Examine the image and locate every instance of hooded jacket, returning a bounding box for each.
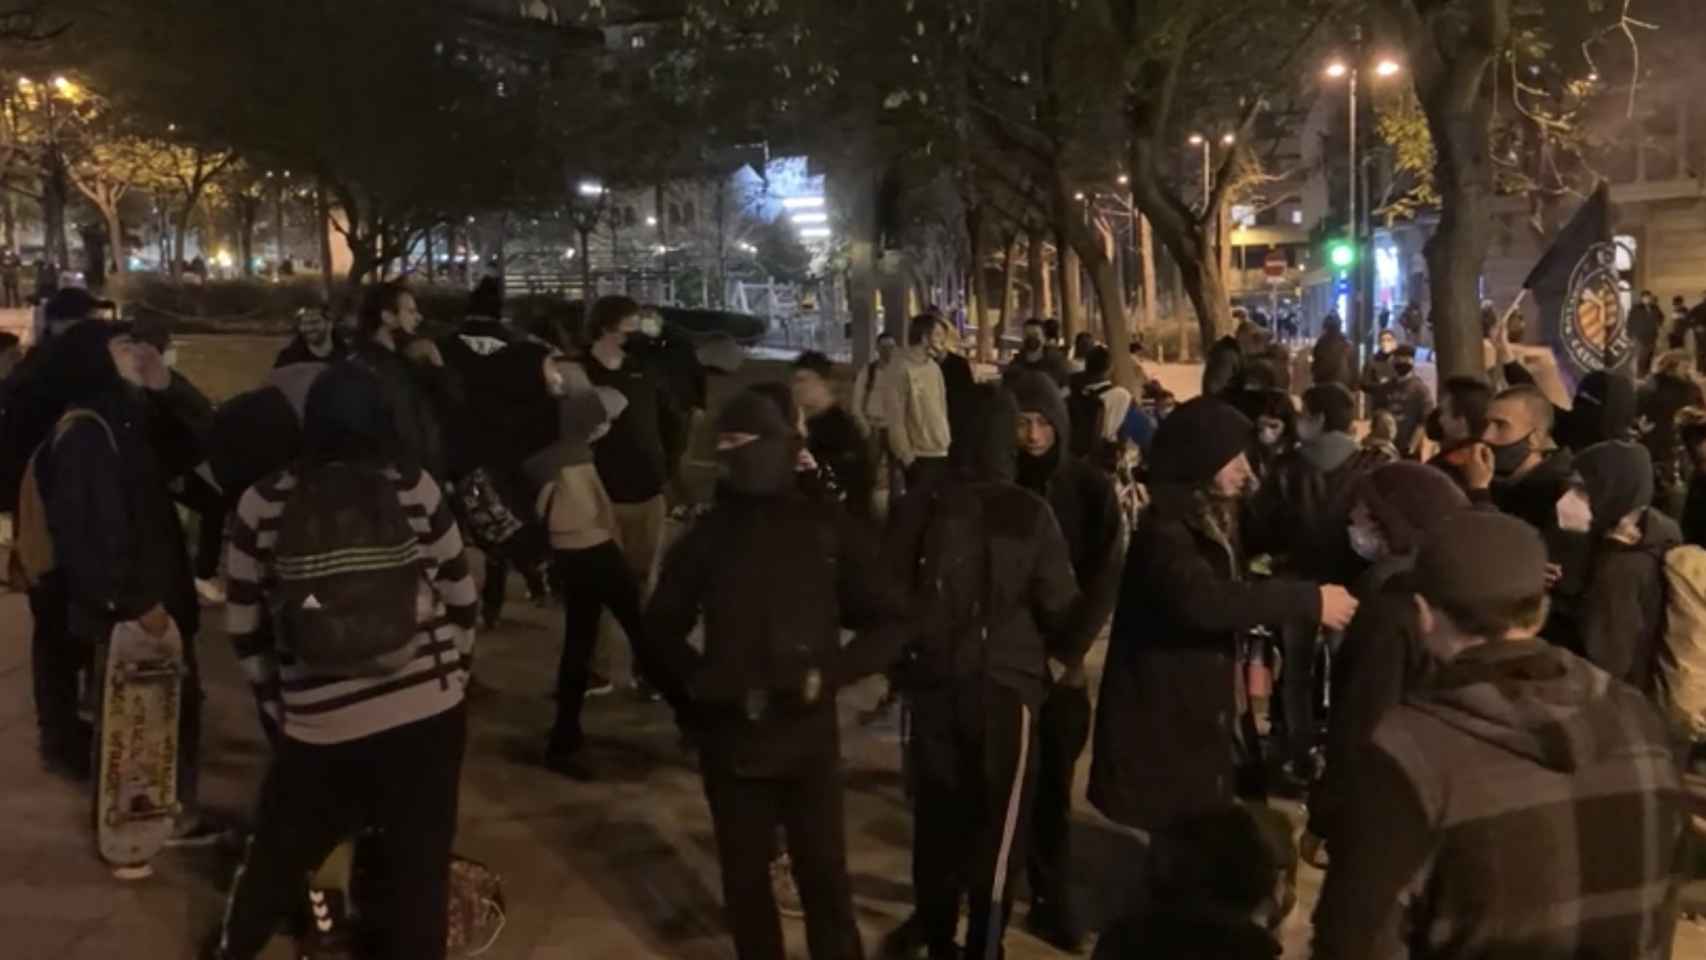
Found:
[1009,371,1125,683]
[884,384,1084,707]
[1314,640,1685,959]
[351,338,455,482]
[1580,508,1681,693]
[1310,328,1354,388]
[643,391,910,777]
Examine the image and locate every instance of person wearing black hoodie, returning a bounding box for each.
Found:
[1007,371,1124,952]
[1566,440,1680,695]
[1636,350,1703,517]
[879,384,1086,960]
[642,387,910,960]
[1088,398,1358,835]
[39,320,211,843]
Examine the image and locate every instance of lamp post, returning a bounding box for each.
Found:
[1324,47,1401,355]
[570,179,608,301]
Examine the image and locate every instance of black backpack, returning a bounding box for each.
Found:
[271,463,424,677]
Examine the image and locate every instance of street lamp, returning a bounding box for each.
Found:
[1323,47,1402,351]
[569,179,608,298]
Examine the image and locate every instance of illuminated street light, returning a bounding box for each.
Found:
[1375,59,1401,78]
[646,215,657,226]
[1323,46,1403,351]
[16,77,31,91]
[1221,133,1236,146]
[577,180,604,197]
[1116,174,1129,186]
[53,76,73,94]
[1324,62,1349,79]
[792,211,828,224]
[1073,191,1086,202]
[782,196,826,210]
[1187,133,1204,146]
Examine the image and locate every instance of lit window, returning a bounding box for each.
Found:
[1291,209,1303,225]
[630,34,647,49]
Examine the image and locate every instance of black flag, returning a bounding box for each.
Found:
[1524,182,1625,389]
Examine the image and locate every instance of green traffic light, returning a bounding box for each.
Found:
[1328,241,1355,269]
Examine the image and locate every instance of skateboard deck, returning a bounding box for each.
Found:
[95,619,184,874]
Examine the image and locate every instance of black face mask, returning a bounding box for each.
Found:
[1490,432,1534,477]
[623,332,650,353]
[1023,336,1043,353]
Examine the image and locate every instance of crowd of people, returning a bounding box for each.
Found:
[4,281,1705,960]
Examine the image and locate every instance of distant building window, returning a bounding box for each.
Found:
[630,33,647,49]
[1291,209,1304,225]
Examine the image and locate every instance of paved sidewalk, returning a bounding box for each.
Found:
[3,589,1701,958]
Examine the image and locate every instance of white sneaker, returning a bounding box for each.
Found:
[770,854,804,918]
[195,578,227,607]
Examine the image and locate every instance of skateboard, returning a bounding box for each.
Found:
[94,618,184,878]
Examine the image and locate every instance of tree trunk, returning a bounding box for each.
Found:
[968,208,993,362]
[1060,238,1084,342]
[104,205,125,275]
[1139,213,1158,332]
[316,180,334,299]
[998,231,1020,357]
[173,209,190,277]
[42,151,69,268]
[1026,230,1049,319]
[239,200,256,278]
[2,189,16,254]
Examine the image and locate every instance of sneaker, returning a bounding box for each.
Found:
[195,577,227,607]
[584,673,615,698]
[165,812,233,848]
[770,854,804,918]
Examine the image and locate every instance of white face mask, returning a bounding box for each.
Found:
[1257,425,1283,448]
[1297,417,1323,442]
[1348,523,1386,562]
[1556,489,1593,533]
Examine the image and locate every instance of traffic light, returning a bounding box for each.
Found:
[1327,238,1356,269]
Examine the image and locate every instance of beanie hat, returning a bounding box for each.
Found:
[1007,369,1069,443]
[715,385,792,438]
[467,276,504,320]
[1573,439,1653,533]
[1349,462,1471,555]
[1413,511,1549,612]
[1148,397,1252,485]
[303,362,393,464]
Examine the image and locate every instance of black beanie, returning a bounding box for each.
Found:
[1574,439,1653,532]
[1148,397,1252,485]
[467,276,504,320]
[1349,462,1471,555]
[1007,369,1069,442]
[1413,511,1549,612]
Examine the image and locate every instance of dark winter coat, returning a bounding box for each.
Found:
[1636,371,1702,512]
[42,385,199,641]
[1088,483,1321,832]
[1684,472,1706,547]
[1007,346,1072,390]
[643,494,910,776]
[884,384,1085,708]
[1311,330,1355,388]
[1306,556,1431,843]
[1580,507,1681,695]
[584,353,673,504]
[1313,640,1685,959]
[1490,445,1575,537]
[273,333,348,368]
[1628,302,1664,345]
[806,405,873,520]
[351,340,455,482]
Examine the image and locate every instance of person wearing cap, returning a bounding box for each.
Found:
[274,302,348,368]
[1562,440,1680,694]
[642,385,910,960]
[1313,510,1685,959]
[1007,370,1124,952]
[1303,462,1471,858]
[1089,397,1358,835]
[878,383,1085,960]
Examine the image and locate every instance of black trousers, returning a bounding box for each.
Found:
[549,541,645,752]
[29,571,82,748]
[218,704,466,960]
[702,756,862,960]
[1026,683,1091,923]
[480,523,548,625]
[910,680,1039,960]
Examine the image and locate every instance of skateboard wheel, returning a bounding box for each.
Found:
[111,863,153,881]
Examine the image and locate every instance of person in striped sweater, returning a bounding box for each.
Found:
[208,363,478,960]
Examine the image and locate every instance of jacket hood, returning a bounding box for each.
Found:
[1412,640,1624,773]
[1298,430,1359,474]
[1574,439,1653,535]
[1637,506,1683,551]
[951,384,1018,484]
[1009,370,1068,488]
